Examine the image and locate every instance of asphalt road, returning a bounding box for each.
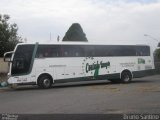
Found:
[0,75,160,114]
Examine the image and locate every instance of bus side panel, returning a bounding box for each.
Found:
[133,69,155,78]
[33,55,154,83]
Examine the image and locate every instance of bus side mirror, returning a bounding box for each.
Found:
[4,51,13,62]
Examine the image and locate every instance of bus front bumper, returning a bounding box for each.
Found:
[7,77,36,86]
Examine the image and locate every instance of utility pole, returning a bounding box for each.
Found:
[57,35,60,42]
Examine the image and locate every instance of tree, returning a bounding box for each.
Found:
[0,14,22,57]
[154,48,160,74]
[155,48,160,61]
[62,23,88,42]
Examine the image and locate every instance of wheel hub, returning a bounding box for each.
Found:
[43,79,50,87]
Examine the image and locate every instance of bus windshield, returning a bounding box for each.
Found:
[11,45,35,75]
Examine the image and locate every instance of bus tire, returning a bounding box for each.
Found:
[121,71,132,83]
[38,75,52,89]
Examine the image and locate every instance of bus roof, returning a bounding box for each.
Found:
[17,42,150,47]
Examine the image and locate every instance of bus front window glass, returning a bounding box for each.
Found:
[11,45,35,75]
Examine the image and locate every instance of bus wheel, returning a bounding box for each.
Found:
[38,75,52,89]
[121,71,132,83]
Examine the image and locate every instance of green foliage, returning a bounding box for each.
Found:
[155,48,160,61]
[62,23,88,42]
[0,14,21,57]
[154,48,160,74]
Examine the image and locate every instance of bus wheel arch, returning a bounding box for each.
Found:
[37,73,54,89]
[120,69,133,83]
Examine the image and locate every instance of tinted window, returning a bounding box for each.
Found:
[35,45,150,58]
[11,45,35,75]
[36,45,85,58]
[84,45,137,57]
[135,46,150,56]
[113,46,136,56]
[93,45,149,57]
[61,45,84,57]
[36,45,61,58]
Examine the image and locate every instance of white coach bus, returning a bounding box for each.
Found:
[4,42,155,88]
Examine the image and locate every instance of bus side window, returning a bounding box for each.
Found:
[49,46,58,57]
[85,45,95,57]
[52,52,58,57]
[36,46,44,58]
[61,45,72,57]
[75,52,79,57]
[74,45,85,57]
[64,51,68,57]
[135,46,150,56]
[39,53,44,58]
[44,52,49,57]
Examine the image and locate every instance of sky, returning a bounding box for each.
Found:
[0,0,160,48]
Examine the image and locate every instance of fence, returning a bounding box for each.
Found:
[0,58,9,73]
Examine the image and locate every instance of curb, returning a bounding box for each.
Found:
[0,86,10,90]
[0,85,10,91]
